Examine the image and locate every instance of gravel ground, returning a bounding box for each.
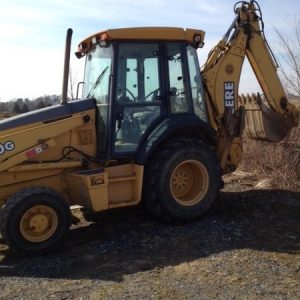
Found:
[0,173,299,299]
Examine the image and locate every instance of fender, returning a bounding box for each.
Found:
[135,114,217,165]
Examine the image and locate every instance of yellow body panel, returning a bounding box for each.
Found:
[65,164,144,211]
[107,164,143,208]
[0,108,97,205]
[66,169,109,210]
[0,108,96,167]
[0,114,85,163]
[0,162,144,212]
[0,139,57,172]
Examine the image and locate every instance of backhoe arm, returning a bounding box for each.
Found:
[201,0,298,172]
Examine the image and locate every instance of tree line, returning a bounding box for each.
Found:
[0,95,60,116]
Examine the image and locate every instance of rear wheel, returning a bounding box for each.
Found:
[143,138,222,221]
[0,187,71,256]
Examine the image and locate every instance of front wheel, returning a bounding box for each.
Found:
[0,187,71,256]
[143,139,222,221]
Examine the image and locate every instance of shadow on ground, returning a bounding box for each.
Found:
[0,189,299,281]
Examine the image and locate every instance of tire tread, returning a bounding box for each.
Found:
[142,138,222,222]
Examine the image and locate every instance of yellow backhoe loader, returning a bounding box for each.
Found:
[0,0,298,255]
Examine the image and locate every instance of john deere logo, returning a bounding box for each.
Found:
[224,82,234,113]
[0,141,15,156]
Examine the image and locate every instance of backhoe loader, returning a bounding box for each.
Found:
[0,0,298,255]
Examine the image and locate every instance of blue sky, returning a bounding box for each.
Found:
[0,0,299,101]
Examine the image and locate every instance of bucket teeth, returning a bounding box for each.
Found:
[238,93,293,142]
[238,93,266,139]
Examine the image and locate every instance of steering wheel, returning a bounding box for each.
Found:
[145,89,160,101]
[126,88,136,101]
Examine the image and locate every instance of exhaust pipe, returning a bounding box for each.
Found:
[61,28,73,105]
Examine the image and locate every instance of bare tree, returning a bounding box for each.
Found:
[13,102,22,114]
[275,16,300,96]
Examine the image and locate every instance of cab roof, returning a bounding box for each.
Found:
[77,27,205,56]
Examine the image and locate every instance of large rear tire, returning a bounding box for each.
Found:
[0,187,71,256]
[142,138,222,222]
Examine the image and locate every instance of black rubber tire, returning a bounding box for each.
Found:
[0,187,71,256]
[142,138,222,222]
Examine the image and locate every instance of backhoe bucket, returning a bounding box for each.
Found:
[238,94,293,142]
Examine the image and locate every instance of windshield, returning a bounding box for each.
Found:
[84,44,113,152]
[83,44,113,103]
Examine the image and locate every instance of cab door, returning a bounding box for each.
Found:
[113,42,163,155]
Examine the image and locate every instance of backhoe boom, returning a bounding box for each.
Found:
[201,0,298,171]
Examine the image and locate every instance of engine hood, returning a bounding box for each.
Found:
[0,99,95,132]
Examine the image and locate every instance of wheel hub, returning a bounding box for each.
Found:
[172,167,193,195]
[170,160,209,206]
[28,214,49,234]
[20,205,58,243]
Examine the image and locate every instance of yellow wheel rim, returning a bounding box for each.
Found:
[20,205,58,243]
[170,160,209,206]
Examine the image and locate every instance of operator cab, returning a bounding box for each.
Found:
[77,27,208,158]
